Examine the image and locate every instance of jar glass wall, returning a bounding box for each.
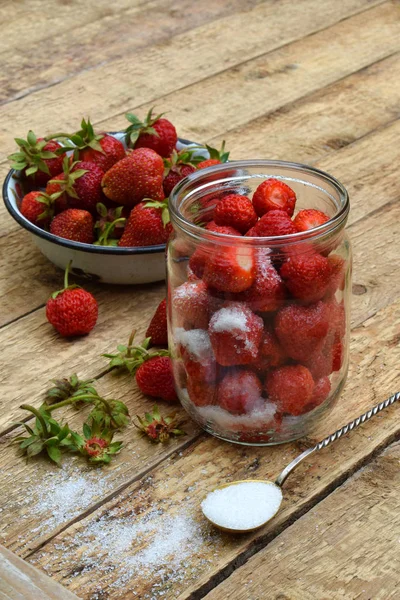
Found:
[168,161,351,445]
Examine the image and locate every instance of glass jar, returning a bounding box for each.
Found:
[167,160,351,445]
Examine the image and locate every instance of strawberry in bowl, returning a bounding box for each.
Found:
[2,112,220,284]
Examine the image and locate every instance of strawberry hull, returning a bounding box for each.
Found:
[168,160,351,445]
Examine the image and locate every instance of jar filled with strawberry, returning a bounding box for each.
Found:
[167,160,351,445]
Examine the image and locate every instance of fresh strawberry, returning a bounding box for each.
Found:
[204,221,241,235]
[162,148,199,196]
[8,131,66,186]
[125,108,177,157]
[47,158,104,213]
[68,119,126,171]
[274,302,329,362]
[196,142,229,170]
[293,209,329,232]
[172,281,211,329]
[213,194,258,234]
[46,262,98,337]
[163,163,195,196]
[203,246,255,293]
[253,210,297,237]
[218,370,262,415]
[252,179,296,217]
[146,299,168,346]
[209,303,264,366]
[280,252,332,303]
[175,328,216,383]
[234,251,285,312]
[251,327,286,375]
[136,356,177,402]
[187,378,217,407]
[265,365,314,416]
[50,208,95,243]
[118,202,169,247]
[20,191,60,228]
[102,148,164,206]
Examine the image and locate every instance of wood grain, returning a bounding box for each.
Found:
[0,0,385,161]
[0,543,80,600]
[25,298,400,598]
[203,441,400,600]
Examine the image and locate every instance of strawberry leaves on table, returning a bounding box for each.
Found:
[134,405,186,443]
[62,423,123,465]
[102,330,169,374]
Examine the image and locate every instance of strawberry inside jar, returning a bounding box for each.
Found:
[167,160,351,445]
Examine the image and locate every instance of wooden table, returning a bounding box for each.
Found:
[1,1,399,598]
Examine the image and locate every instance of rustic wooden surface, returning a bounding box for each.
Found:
[0,0,399,598]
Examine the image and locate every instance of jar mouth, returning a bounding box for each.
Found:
[169,159,349,246]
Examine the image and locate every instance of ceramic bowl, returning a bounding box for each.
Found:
[2,134,203,284]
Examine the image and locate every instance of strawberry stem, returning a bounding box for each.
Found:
[20,404,49,437]
[64,260,72,290]
[47,393,101,412]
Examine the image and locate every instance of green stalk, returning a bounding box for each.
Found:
[64,260,73,289]
[20,404,49,437]
[47,393,101,412]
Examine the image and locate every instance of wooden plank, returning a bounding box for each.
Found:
[25,298,400,598]
[0,373,199,555]
[0,0,385,162]
[203,441,400,600]
[0,543,80,600]
[0,0,261,104]
[0,126,399,433]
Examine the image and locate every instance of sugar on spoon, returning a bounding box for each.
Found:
[201,391,400,533]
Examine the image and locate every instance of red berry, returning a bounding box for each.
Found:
[280,252,332,303]
[187,378,217,407]
[293,209,329,232]
[118,203,168,247]
[50,209,95,243]
[274,302,329,362]
[325,254,346,296]
[30,139,65,187]
[163,164,196,197]
[135,356,177,402]
[176,328,216,384]
[46,288,98,337]
[309,376,331,409]
[146,299,168,346]
[265,365,314,416]
[205,221,241,236]
[172,280,211,329]
[203,246,255,293]
[218,370,262,415]
[214,194,258,234]
[209,303,264,366]
[252,179,296,217]
[197,158,221,170]
[79,134,126,172]
[69,161,105,212]
[135,118,177,158]
[188,223,241,279]
[234,251,285,312]
[253,210,297,237]
[20,191,54,227]
[251,327,286,375]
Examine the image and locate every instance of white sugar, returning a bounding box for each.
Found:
[210,306,249,333]
[201,481,282,530]
[198,402,276,431]
[175,328,212,360]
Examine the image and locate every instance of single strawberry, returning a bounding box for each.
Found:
[218,369,262,415]
[204,221,242,235]
[175,328,216,384]
[253,210,297,237]
[187,378,217,407]
[118,202,169,247]
[265,365,314,416]
[162,148,200,196]
[94,203,128,246]
[234,251,286,312]
[274,302,329,362]
[251,327,287,375]
[172,280,212,329]
[146,298,168,346]
[65,118,126,171]
[163,163,196,197]
[213,194,258,234]
[136,356,177,402]
[252,179,296,217]
[280,252,332,303]
[20,191,61,228]
[203,246,255,293]
[47,158,104,213]
[209,303,264,366]
[50,208,95,243]
[8,131,66,186]
[102,148,164,206]
[196,141,229,170]
[125,108,177,157]
[293,209,329,232]
[188,223,241,279]
[46,261,98,337]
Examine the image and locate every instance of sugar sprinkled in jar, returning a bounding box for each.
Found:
[201,481,282,531]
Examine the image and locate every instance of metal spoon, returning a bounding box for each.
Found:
[202,391,400,533]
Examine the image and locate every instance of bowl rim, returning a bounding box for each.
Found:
[2,135,195,255]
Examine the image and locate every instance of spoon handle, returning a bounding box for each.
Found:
[275,391,400,487]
